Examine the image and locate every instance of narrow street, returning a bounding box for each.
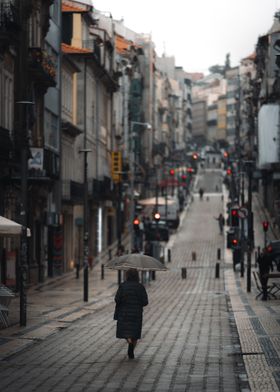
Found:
[0,169,249,392]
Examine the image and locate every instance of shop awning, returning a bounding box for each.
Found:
[0,216,31,237]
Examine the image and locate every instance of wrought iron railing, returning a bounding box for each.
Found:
[28,47,56,80]
[0,1,18,32]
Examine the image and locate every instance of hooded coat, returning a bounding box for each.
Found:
[115,280,148,339]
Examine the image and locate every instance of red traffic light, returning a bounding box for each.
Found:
[169,168,175,176]
[154,212,161,221]
[226,168,232,175]
[262,221,269,232]
[192,153,198,160]
[133,218,140,225]
[232,238,239,247]
[230,208,239,227]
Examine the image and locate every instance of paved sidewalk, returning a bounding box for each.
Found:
[0,266,120,359]
[223,187,280,392]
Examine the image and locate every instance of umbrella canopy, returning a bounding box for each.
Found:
[0,216,31,237]
[105,253,168,271]
[138,197,174,206]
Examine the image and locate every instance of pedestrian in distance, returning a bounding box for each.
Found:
[199,187,204,200]
[114,268,148,359]
[214,213,225,234]
[257,247,274,300]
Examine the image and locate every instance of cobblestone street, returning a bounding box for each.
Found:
[0,172,279,391]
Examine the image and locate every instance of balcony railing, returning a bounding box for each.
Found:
[0,1,19,31]
[28,47,56,87]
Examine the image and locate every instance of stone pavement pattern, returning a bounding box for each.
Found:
[224,189,280,392]
[0,190,244,391]
[0,168,280,391]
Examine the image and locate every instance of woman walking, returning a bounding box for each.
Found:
[114,268,148,359]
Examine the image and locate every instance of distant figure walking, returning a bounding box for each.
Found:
[199,187,204,200]
[114,269,148,359]
[215,213,225,234]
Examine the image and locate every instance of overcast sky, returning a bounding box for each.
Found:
[91,0,280,74]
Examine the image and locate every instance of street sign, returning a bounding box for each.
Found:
[238,207,248,219]
[111,151,122,183]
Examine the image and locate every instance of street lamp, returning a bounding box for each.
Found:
[16,100,34,327]
[129,121,152,250]
[79,148,92,302]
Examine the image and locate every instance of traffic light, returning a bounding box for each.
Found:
[169,168,175,176]
[154,212,161,221]
[226,168,232,176]
[230,208,239,227]
[262,221,269,232]
[231,238,239,247]
[133,217,140,231]
[192,152,198,160]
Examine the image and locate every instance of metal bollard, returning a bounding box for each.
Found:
[168,249,171,263]
[181,267,187,279]
[192,251,196,261]
[217,248,221,260]
[101,264,104,280]
[215,262,220,278]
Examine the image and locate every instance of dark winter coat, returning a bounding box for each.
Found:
[114,280,148,340]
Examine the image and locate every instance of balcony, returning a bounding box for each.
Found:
[0,1,20,50]
[28,47,56,89]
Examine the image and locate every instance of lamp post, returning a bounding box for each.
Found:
[129,121,151,250]
[17,100,34,327]
[245,160,254,293]
[80,148,92,302]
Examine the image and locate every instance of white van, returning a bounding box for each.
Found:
[158,201,180,229]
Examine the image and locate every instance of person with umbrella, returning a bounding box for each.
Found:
[114,268,148,359]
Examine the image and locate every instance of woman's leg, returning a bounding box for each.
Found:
[127,339,134,359]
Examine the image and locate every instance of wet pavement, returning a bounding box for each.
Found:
[0,168,279,391]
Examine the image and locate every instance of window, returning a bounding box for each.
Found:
[45,109,59,151]
[28,9,41,47]
[0,63,14,131]
[50,0,60,24]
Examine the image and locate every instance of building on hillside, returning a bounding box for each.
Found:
[225,66,239,146]
[207,103,218,142]
[217,95,227,142]
[192,100,207,144]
